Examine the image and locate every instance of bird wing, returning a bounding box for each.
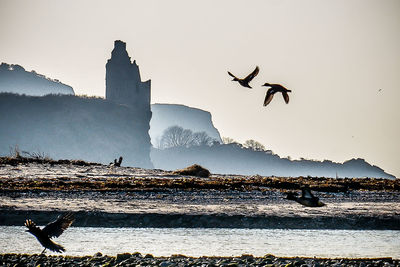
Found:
[227,71,238,79]
[244,66,259,82]
[25,219,42,236]
[42,212,74,238]
[263,89,275,106]
[301,188,315,199]
[282,91,290,104]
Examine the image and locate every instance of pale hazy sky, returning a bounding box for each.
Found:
[1,0,399,177]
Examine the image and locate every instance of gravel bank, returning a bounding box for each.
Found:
[1,253,398,267]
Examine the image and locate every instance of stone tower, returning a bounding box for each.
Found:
[106,40,151,121]
[105,40,153,168]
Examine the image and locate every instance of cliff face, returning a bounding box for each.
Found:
[0,63,74,96]
[0,93,153,168]
[150,104,222,146]
[105,40,153,167]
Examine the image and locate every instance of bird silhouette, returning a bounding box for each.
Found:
[109,156,123,167]
[228,66,259,88]
[286,187,325,207]
[25,212,74,253]
[262,83,292,106]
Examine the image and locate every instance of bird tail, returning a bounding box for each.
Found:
[227,71,239,81]
[48,240,66,253]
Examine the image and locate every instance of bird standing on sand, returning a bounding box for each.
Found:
[262,83,292,106]
[25,212,75,253]
[286,187,325,207]
[228,66,259,88]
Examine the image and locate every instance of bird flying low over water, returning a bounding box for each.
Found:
[228,66,259,88]
[286,187,325,207]
[25,212,75,253]
[262,83,292,106]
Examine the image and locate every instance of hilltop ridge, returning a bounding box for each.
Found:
[0,63,74,96]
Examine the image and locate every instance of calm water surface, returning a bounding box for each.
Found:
[0,227,399,258]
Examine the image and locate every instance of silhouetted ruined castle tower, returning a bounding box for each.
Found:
[106,40,151,122]
[105,40,153,168]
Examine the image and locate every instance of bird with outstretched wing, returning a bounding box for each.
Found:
[262,83,292,106]
[25,212,74,253]
[228,66,259,88]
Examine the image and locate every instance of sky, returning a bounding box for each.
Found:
[0,0,399,178]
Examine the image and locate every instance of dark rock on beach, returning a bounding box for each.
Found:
[172,164,211,178]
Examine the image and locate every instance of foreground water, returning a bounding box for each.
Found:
[0,227,399,258]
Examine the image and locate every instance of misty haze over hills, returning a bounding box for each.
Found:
[0,91,394,178]
[0,93,153,168]
[150,103,222,147]
[0,92,394,179]
[151,145,394,179]
[0,63,74,96]
[0,40,395,179]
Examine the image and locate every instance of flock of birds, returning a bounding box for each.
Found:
[24,187,324,254]
[228,66,292,106]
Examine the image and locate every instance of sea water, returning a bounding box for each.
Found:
[0,227,399,258]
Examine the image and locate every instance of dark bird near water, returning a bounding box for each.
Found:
[286,187,325,207]
[228,66,259,88]
[25,212,74,253]
[262,83,292,106]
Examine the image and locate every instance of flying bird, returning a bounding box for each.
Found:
[228,66,259,88]
[286,187,325,207]
[262,83,292,106]
[25,212,75,253]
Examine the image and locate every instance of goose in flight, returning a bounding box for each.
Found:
[286,187,325,207]
[228,66,259,88]
[25,212,75,253]
[262,83,292,106]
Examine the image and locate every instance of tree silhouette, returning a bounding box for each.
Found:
[222,137,235,144]
[160,126,195,149]
[243,139,265,151]
[159,126,216,149]
[192,131,215,146]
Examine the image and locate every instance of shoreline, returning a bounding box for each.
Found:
[0,253,398,266]
[0,159,399,193]
[1,160,399,230]
[2,209,399,230]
